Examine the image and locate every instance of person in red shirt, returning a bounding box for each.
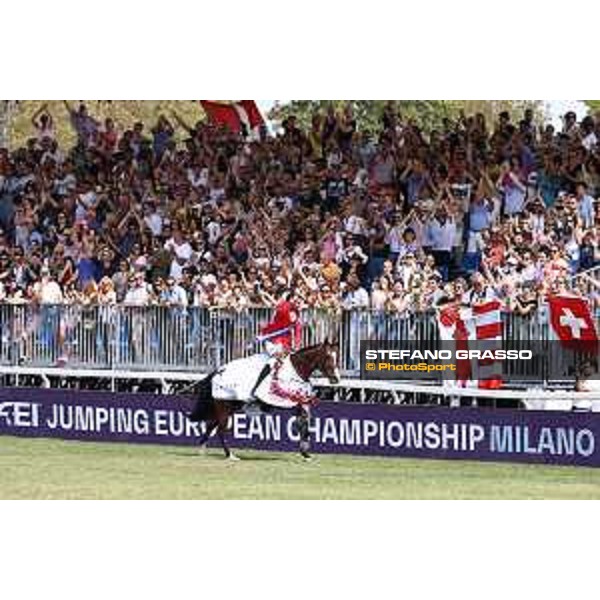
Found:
[259,297,302,353]
[251,293,302,399]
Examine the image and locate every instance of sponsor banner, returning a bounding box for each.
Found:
[1,388,599,467]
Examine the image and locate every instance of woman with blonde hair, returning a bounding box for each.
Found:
[98,277,117,363]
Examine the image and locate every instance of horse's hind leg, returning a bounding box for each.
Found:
[215,402,240,461]
[196,420,217,453]
[297,406,312,461]
[217,428,239,461]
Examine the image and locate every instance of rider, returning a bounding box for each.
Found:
[250,291,302,399]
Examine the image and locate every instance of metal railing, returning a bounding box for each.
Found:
[0,302,581,386]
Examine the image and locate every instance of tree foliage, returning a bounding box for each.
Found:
[268,100,458,132]
[2,100,550,149]
[269,100,547,133]
[583,100,600,113]
[4,101,206,148]
[454,100,547,125]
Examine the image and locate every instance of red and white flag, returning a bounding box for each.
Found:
[438,304,474,385]
[548,295,599,350]
[473,299,503,389]
[437,300,503,389]
[200,101,265,135]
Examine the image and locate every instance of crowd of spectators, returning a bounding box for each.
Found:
[1,100,600,319]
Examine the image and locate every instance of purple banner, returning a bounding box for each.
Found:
[1,387,600,467]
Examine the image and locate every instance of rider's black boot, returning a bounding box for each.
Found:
[250,363,271,400]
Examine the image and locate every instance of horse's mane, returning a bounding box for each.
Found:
[294,342,325,354]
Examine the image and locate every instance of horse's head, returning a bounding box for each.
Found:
[318,338,341,384]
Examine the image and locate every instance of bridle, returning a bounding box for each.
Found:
[289,342,339,383]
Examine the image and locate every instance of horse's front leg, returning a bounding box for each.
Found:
[215,402,240,461]
[297,406,312,461]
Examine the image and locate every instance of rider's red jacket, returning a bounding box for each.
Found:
[261,300,302,350]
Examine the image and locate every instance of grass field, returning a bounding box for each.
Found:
[2,435,600,499]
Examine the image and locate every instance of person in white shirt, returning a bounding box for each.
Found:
[143,203,163,237]
[582,132,598,152]
[344,213,368,237]
[124,273,151,306]
[342,275,370,370]
[342,275,369,309]
[581,116,597,152]
[206,218,222,246]
[33,269,64,364]
[396,253,419,290]
[35,269,63,305]
[164,228,193,281]
[428,211,456,281]
[123,272,152,362]
[385,211,412,260]
[164,228,193,260]
[187,165,209,189]
[268,194,293,216]
[338,236,369,267]
[163,277,189,361]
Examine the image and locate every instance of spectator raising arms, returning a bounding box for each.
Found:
[0,101,599,317]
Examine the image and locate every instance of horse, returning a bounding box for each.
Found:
[186,339,341,461]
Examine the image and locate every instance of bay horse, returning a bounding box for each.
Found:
[186,340,340,460]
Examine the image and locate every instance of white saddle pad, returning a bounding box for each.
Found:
[212,354,270,401]
[211,354,314,409]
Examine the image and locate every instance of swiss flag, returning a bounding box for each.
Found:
[200,101,264,135]
[548,295,599,351]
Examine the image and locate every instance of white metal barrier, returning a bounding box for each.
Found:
[0,303,577,385]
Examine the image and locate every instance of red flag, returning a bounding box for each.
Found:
[548,295,599,351]
[200,101,264,134]
[200,101,240,131]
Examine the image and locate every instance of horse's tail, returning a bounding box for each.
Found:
[186,371,218,423]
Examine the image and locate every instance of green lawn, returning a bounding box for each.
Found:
[2,435,600,499]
